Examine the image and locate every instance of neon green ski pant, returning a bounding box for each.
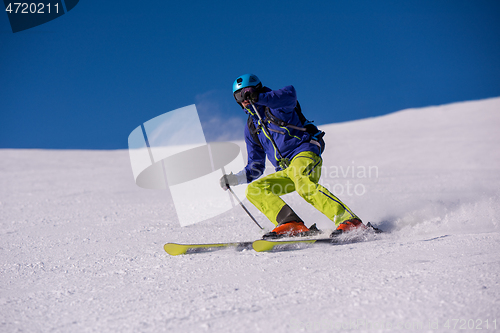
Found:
[246,151,358,227]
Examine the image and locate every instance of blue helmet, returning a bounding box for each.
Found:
[233,74,262,93]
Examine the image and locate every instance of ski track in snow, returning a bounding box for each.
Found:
[1,98,500,332]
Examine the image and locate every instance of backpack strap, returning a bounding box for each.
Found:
[265,101,326,154]
[247,116,264,150]
[264,105,307,131]
[247,101,326,154]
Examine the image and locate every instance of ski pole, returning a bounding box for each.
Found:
[227,185,263,230]
[249,101,289,169]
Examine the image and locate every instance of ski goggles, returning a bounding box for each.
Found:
[233,89,246,104]
[233,87,257,104]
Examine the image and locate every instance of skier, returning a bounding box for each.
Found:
[220,74,367,238]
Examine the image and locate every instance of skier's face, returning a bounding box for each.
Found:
[241,100,250,108]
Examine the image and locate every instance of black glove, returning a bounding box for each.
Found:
[219,172,239,191]
[241,87,259,103]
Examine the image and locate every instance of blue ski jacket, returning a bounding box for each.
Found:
[243,85,320,183]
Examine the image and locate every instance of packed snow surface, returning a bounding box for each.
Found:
[1,98,500,332]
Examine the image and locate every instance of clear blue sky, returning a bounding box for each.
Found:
[1,0,499,149]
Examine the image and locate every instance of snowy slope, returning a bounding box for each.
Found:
[1,98,499,332]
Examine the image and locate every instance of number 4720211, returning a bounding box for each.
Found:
[443,319,497,330]
[5,3,60,14]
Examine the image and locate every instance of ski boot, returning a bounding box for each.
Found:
[330,219,383,237]
[263,221,310,239]
[330,218,367,237]
[366,222,383,233]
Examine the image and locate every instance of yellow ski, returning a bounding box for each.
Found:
[252,238,335,252]
[164,241,253,256]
